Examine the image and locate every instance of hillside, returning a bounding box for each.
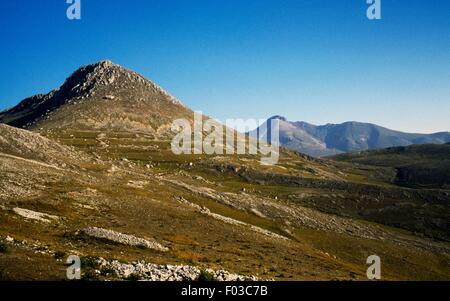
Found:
[0,61,449,280]
[331,143,450,189]
[251,116,450,157]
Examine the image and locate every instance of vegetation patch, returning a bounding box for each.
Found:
[0,241,8,253]
[196,270,216,281]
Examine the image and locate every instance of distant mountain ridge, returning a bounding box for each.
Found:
[251,116,450,157]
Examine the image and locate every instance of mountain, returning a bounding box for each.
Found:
[1,61,449,280]
[0,60,192,137]
[251,116,450,157]
[331,143,450,189]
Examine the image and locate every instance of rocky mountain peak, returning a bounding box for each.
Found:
[46,60,181,107]
[0,60,187,130]
[59,60,140,96]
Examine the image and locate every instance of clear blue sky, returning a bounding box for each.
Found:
[0,0,449,133]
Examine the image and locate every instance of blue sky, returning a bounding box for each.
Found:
[0,0,449,133]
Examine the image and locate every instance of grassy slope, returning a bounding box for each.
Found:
[331,144,450,188]
[1,129,449,280]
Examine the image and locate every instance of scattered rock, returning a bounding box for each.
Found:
[13,208,59,223]
[96,258,260,281]
[80,227,168,252]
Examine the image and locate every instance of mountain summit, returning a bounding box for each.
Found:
[0,60,191,136]
[251,117,450,157]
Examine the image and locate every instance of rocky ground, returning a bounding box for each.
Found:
[0,61,449,281]
[0,124,448,280]
[96,258,260,281]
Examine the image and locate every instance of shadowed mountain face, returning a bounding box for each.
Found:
[251,116,450,157]
[0,60,192,137]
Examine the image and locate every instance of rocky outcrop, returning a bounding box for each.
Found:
[96,258,260,281]
[12,208,59,223]
[79,227,168,252]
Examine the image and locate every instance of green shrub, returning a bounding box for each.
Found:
[54,251,66,260]
[197,270,216,281]
[125,273,142,281]
[81,256,100,269]
[0,242,8,253]
[100,266,116,277]
[81,269,100,281]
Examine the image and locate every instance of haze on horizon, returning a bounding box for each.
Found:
[0,0,449,134]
